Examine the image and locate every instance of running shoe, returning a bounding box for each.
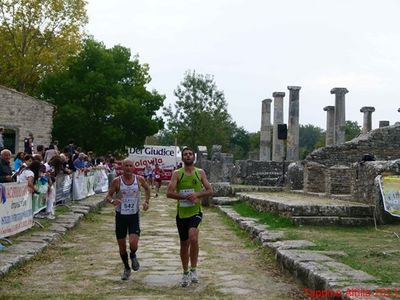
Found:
[121,267,131,280]
[46,214,55,220]
[131,256,140,271]
[180,272,190,287]
[190,269,199,283]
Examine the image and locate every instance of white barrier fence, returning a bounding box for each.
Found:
[0,168,109,239]
[0,182,33,239]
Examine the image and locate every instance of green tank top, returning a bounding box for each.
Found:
[176,167,203,218]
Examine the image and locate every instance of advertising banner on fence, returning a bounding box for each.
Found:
[378,175,400,218]
[128,145,181,180]
[55,174,72,205]
[0,182,33,239]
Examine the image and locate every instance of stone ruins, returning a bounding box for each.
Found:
[197,86,400,224]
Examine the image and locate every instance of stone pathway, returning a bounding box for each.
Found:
[0,191,304,299]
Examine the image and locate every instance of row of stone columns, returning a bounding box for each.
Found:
[324,93,398,146]
[260,86,301,162]
[260,87,400,160]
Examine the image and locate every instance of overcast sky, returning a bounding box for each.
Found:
[86,0,400,133]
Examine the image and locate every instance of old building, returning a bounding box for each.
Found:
[0,85,54,153]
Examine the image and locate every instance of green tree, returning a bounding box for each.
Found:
[230,126,251,160]
[0,0,87,94]
[345,120,362,141]
[163,70,235,154]
[39,39,164,155]
[299,124,324,159]
[249,131,260,153]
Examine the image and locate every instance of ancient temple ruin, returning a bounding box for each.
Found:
[197,85,400,225]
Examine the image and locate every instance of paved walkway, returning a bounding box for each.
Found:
[0,190,304,299]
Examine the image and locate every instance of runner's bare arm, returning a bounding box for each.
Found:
[138,176,150,211]
[199,169,213,197]
[106,177,120,206]
[166,170,185,200]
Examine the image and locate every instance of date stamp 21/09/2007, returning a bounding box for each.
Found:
[304,287,398,299]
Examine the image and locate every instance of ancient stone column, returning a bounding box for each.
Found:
[272,92,285,162]
[379,121,390,128]
[323,106,335,146]
[360,106,375,134]
[330,87,348,145]
[259,98,272,161]
[287,86,301,161]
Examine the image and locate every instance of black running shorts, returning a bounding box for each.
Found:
[176,212,203,241]
[115,211,140,239]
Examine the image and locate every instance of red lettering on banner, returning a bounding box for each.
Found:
[133,158,163,167]
[5,185,29,198]
[0,219,33,235]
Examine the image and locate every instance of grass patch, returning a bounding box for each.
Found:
[290,225,400,285]
[216,208,280,264]
[55,205,71,214]
[229,201,400,285]
[232,201,295,228]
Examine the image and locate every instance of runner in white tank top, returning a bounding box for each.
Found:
[115,175,140,215]
[106,158,150,280]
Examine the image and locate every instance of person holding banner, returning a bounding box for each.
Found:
[106,158,151,280]
[166,147,213,287]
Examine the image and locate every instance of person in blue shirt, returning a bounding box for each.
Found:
[73,153,86,170]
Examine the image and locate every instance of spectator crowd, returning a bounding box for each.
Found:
[0,133,118,219]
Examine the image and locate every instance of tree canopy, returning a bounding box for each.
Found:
[0,0,87,94]
[345,120,362,141]
[39,39,164,155]
[299,124,324,159]
[163,70,237,154]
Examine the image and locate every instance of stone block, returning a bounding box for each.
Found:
[265,240,315,251]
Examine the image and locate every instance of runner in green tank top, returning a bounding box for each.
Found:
[167,147,213,287]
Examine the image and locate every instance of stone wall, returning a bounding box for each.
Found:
[352,159,400,204]
[197,145,234,183]
[287,161,304,190]
[326,165,354,195]
[305,124,400,167]
[231,160,289,186]
[0,85,55,153]
[303,162,326,193]
[197,145,289,186]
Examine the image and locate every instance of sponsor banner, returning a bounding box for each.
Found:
[128,145,178,169]
[55,174,72,205]
[72,169,109,201]
[0,182,33,239]
[378,175,400,218]
[127,145,181,180]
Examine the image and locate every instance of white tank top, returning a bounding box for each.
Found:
[115,175,140,215]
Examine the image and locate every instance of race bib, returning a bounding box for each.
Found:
[179,189,195,207]
[121,197,137,215]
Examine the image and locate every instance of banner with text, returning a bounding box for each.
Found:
[378,175,400,218]
[0,182,33,239]
[128,145,180,180]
